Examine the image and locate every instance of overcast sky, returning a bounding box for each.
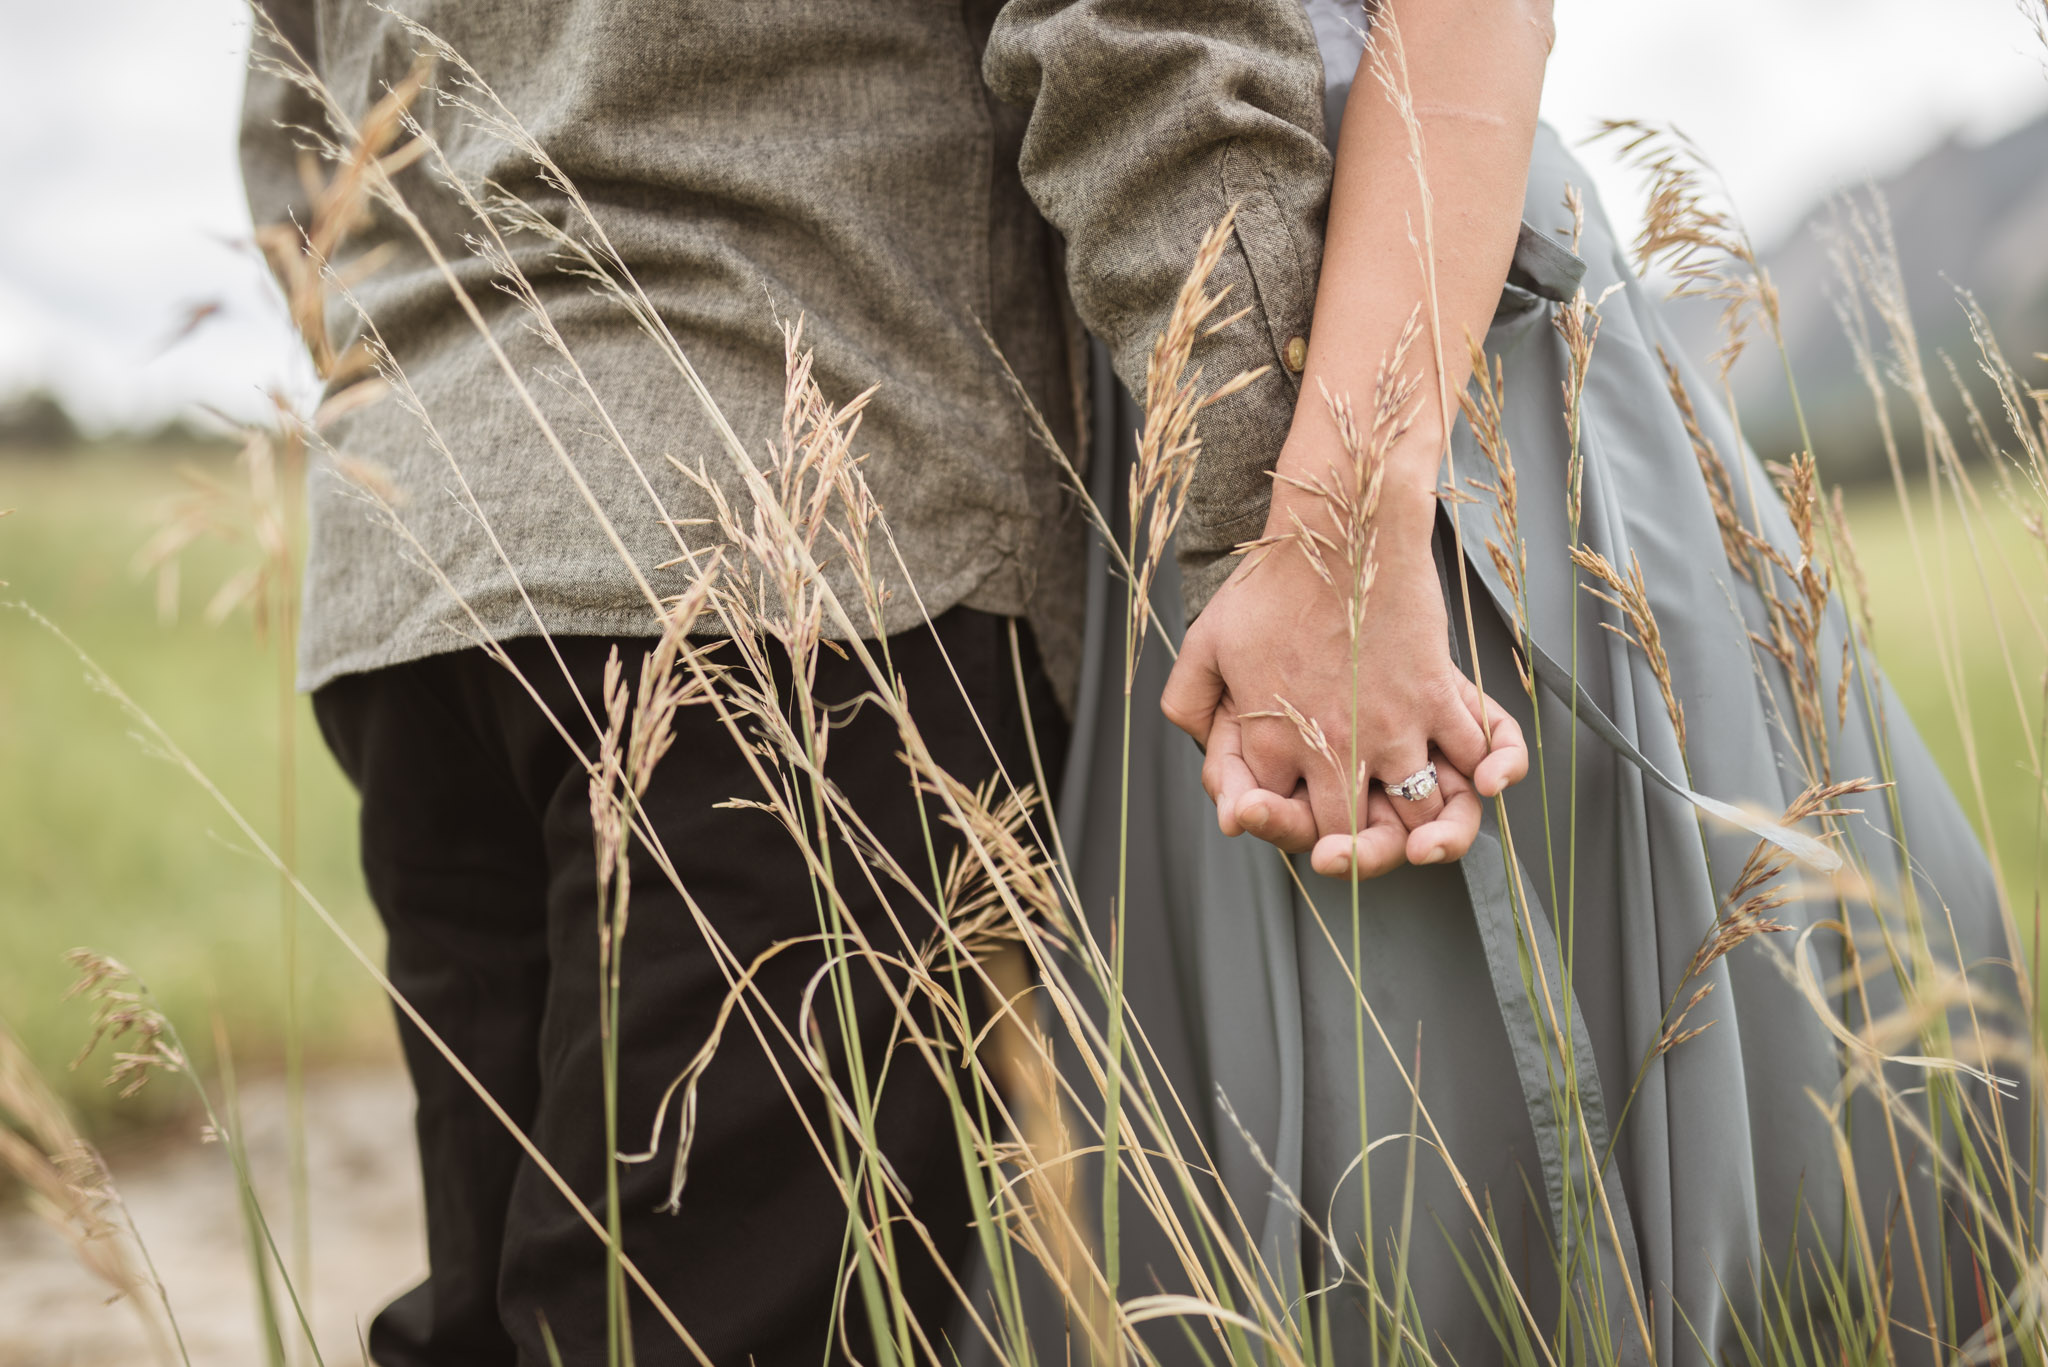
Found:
[2,0,2042,430]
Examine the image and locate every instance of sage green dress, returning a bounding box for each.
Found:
[1010,29,2024,1367]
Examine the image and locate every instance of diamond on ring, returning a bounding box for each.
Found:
[1388,763,1438,803]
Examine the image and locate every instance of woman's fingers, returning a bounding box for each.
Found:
[1403,754,1482,865]
[1373,679,1499,835]
[1310,787,1408,879]
[1378,747,1445,832]
[1311,757,1481,877]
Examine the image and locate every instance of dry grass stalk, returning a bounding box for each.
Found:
[974,945,1112,1358]
[1554,189,1601,527]
[145,39,424,1318]
[1651,982,1718,1061]
[65,952,189,1102]
[1960,289,2048,536]
[1789,922,2016,1110]
[134,406,305,630]
[0,1016,181,1366]
[973,320,1171,666]
[2024,0,2048,63]
[1683,778,1884,986]
[1821,198,1931,499]
[249,36,431,390]
[1819,191,2046,897]
[1593,120,1778,382]
[590,607,718,901]
[1945,350,2015,489]
[1820,200,2006,586]
[1125,206,1267,684]
[666,318,887,722]
[1563,181,1587,257]
[590,649,633,912]
[651,315,1149,1359]
[1239,307,1422,652]
[1569,546,1687,754]
[928,774,1065,964]
[1822,485,1876,650]
[1934,351,2048,737]
[618,933,827,1216]
[1259,694,1358,801]
[1755,452,1837,775]
[1460,334,1526,613]
[1657,347,1757,587]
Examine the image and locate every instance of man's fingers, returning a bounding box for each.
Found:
[1159,627,1224,746]
[1235,783,1320,854]
[1300,759,1362,845]
[1467,689,1530,797]
[1311,788,1409,879]
[1200,705,1258,837]
[1201,696,1319,850]
[1432,684,1491,778]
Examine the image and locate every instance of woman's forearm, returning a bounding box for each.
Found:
[1161,2,1552,869]
[1274,0,1553,542]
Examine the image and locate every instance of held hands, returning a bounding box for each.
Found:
[1159,461,1529,879]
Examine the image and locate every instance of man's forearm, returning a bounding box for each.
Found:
[984,0,1335,612]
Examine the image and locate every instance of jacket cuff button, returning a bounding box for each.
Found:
[1283,335,1308,373]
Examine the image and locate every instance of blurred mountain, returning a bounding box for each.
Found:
[1664,108,2048,483]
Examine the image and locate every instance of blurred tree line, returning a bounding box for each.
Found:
[0,389,229,453]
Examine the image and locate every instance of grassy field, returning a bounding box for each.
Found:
[1841,468,2048,919]
[0,446,391,1136]
[0,445,2041,1139]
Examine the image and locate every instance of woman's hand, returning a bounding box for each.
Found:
[1160,457,1528,878]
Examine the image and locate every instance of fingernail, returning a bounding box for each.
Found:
[1241,801,1268,830]
[1420,846,1447,865]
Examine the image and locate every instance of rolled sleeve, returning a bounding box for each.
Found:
[985,0,1333,615]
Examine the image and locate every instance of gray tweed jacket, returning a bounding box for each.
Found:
[243,0,1334,704]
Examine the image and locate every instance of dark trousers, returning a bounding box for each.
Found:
[314,610,1063,1366]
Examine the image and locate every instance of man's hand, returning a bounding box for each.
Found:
[1160,475,1528,879]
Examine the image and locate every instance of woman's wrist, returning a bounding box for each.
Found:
[1262,423,1444,557]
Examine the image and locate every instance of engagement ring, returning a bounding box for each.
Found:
[1387,763,1439,803]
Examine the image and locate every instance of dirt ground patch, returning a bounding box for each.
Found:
[0,1068,423,1366]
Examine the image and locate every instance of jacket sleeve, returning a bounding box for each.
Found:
[240,1,324,243]
[984,0,1333,616]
